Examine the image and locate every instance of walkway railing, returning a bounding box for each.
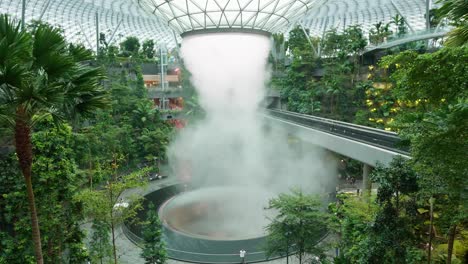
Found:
[147,87,187,98]
[364,28,450,53]
[122,222,329,264]
[122,222,278,263]
[265,109,409,155]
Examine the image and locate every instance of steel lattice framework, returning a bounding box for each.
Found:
[0,0,175,50]
[0,0,436,50]
[138,0,319,34]
[301,0,433,37]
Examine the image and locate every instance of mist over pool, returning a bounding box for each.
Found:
[167,32,337,233]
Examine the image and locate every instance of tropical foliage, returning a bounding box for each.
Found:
[438,0,468,46]
[141,203,167,264]
[0,15,174,263]
[0,14,107,263]
[380,46,468,264]
[265,189,328,264]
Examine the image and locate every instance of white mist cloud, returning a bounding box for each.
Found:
[166,32,337,237]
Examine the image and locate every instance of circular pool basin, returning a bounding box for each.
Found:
[159,186,272,240]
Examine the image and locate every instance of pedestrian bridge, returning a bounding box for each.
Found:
[364,28,450,54]
[263,109,410,166]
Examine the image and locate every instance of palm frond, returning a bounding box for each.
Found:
[68,43,94,62]
[445,24,468,46]
[0,15,32,90]
[438,0,468,46]
[438,0,468,22]
[0,14,32,63]
[0,14,108,128]
[32,24,74,79]
[61,65,109,119]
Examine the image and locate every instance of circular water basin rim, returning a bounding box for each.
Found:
[158,186,271,240]
[124,183,328,263]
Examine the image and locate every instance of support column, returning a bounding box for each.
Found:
[362,163,373,196]
[426,0,431,30]
[159,44,168,109]
[21,0,26,30]
[95,12,99,55]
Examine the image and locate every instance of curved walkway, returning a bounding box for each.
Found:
[116,177,330,263]
[364,29,450,53]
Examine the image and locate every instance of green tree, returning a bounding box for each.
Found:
[270,33,287,72]
[380,47,468,263]
[365,157,422,263]
[141,203,167,264]
[265,189,328,264]
[89,219,113,264]
[75,165,150,264]
[321,58,351,115]
[0,15,107,264]
[120,36,140,57]
[328,194,379,263]
[438,0,468,47]
[343,25,367,82]
[278,26,319,115]
[0,119,90,263]
[322,28,346,57]
[31,121,88,263]
[369,22,392,45]
[288,26,314,59]
[142,39,155,59]
[320,26,366,116]
[391,14,407,37]
[74,63,172,171]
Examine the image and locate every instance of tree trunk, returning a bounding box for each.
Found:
[111,219,117,264]
[109,182,118,264]
[447,224,457,264]
[89,149,93,188]
[396,191,400,216]
[15,114,44,264]
[427,197,434,264]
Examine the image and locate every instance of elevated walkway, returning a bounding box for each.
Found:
[263,109,409,166]
[364,28,450,53]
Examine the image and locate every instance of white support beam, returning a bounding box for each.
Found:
[390,0,416,33]
[21,0,26,30]
[38,0,51,22]
[108,18,124,46]
[95,12,99,55]
[298,22,318,56]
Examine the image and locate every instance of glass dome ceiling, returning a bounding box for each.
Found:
[137,0,318,34]
[300,0,432,37]
[0,0,434,50]
[0,0,175,50]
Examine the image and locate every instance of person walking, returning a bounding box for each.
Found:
[240,249,246,264]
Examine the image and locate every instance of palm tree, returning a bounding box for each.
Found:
[369,22,393,45]
[438,0,468,46]
[390,14,407,37]
[0,15,107,264]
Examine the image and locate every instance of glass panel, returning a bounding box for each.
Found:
[225,11,241,26]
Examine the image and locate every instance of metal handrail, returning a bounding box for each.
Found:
[122,221,328,264]
[264,109,409,155]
